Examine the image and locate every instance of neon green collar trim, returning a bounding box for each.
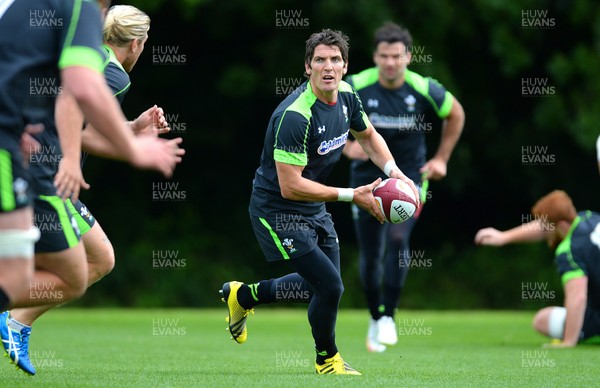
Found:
[103,44,126,73]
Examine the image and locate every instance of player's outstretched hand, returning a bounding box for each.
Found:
[132,105,171,136]
[130,136,185,178]
[353,178,386,224]
[54,156,89,202]
[474,227,506,246]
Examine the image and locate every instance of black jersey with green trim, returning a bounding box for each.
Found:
[80,44,130,168]
[250,80,369,216]
[555,211,600,309]
[0,0,104,137]
[346,67,453,184]
[103,44,131,104]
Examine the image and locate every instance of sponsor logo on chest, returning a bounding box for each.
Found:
[317,130,349,155]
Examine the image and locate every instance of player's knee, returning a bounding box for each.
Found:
[62,271,89,301]
[96,243,115,277]
[323,277,344,300]
[532,307,566,338]
[389,232,409,247]
[532,310,547,335]
[70,281,88,300]
[86,239,115,282]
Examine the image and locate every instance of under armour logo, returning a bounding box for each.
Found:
[317,125,326,133]
[367,99,379,108]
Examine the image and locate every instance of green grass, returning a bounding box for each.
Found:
[1,309,598,387]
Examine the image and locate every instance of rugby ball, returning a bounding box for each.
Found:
[373,178,418,223]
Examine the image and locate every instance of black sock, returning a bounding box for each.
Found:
[315,344,338,365]
[0,287,10,311]
[237,280,274,309]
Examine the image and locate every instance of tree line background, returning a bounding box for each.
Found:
[74,0,599,310]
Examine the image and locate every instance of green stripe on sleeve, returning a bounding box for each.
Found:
[39,195,79,248]
[59,46,104,73]
[274,149,307,166]
[259,217,290,260]
[562,269,586,286]
[438,91,453,118]
[0,150,15,211]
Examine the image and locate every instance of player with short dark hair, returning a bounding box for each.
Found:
[221,28,419,375]
[343,22,465,351]
[475,190,600,347]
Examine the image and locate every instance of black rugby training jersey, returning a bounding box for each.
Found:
[29,43,130,195]
[0,0,104,137]
[555,211,600,310]
[103,44,131,105]
[346,67,453,184]
[0,0,105,196]
[250,80,369,216]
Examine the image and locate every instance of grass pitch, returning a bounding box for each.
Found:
[1,308,597,387]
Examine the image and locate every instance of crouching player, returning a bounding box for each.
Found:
[475,190,600,347]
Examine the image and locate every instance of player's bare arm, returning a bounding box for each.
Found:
[275,161,385,223]
[342,140,368,161]
[82,126,184,165]
[54,91,90,201]
[560,276,587,347]
[475,220,547,246]
[421,97,465,180]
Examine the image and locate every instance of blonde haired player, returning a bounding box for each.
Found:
[1,4,181,375]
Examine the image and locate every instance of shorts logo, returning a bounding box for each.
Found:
[13,178,29,206]
[282,238,297,254]
[317,130,349,155]
[79,206,93,222]
[70,215,80,236]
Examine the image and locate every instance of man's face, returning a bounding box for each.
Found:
[373,41,411,83]
[305,44,347,97]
